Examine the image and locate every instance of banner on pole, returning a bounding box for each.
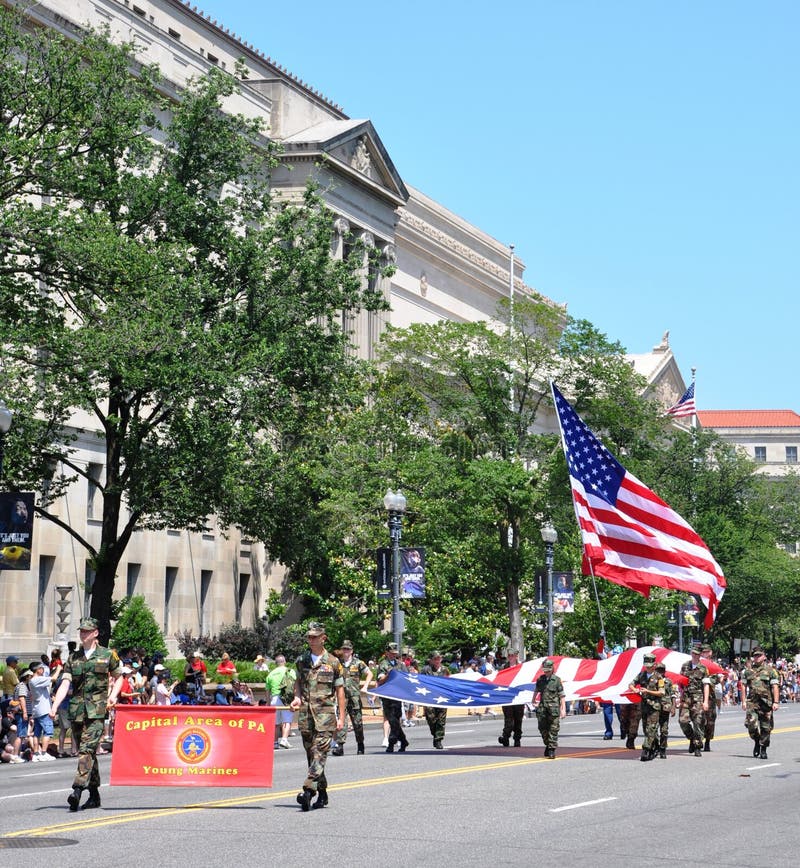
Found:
[110,705,276,787]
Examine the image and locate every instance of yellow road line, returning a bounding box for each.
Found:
[6,726,800,838]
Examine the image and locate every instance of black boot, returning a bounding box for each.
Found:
[498,736,509,747]
[703,738,711,752]
[296,788,313,812]
[67,786,83,812]
[640,748,653,762]
[513,740,521,747]
[694,746,702,757]
[759,746,768,760]
[753,742,761,758]
[356,741,365,755]
[546,747,556,759]
[81,787,101,810]
[330,743,344,756]
[398,738,409,753]
[658,748,666,759]
[625,737,636,750]
[312,788,328,809]
[688,741,696,753]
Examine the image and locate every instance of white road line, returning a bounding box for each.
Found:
[550,797,618,813]
[0,786,71,801]
[745,762,780,771]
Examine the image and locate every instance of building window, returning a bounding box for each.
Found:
[786,446,798,464]
[37,556,55,633]
[236,572,250,622]
[754,446,766,463]
[87,462,103,518]
[127,562,140,597]
[200,570,212,635]
[164,566,177,633]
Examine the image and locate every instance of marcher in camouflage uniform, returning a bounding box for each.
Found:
[290,622,346,811]
[420,651,449,749]
[532,659,565,758]
[331,640,372,757]
[678,643,710,757]
[629,654,665,762]
[699,644,718,751]
[498,649,524,748]
[49,617,124,812]
[740,647,780,760]
[620,701,641,750]
[375,642,409,753]
[654,662,676,759]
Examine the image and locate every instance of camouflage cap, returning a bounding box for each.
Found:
[654,662,666,672]
[78,617,98,631]
[751,647,766,656]
[643,653,656,663]
[542,658,555,669]
[386,641,400,652]
[690,642,702,653]
[700,644,713,653]
[341,639,354,650]
[430,650,442,658]
[306,622,326,637]
[507,649,519,657]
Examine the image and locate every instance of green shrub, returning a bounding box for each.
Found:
[110,595,167,656]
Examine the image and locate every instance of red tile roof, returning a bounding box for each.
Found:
[698,410,800,428]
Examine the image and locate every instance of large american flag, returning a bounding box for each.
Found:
[666,383,696,419]
[552,383,725,628]
[370,647,726,707]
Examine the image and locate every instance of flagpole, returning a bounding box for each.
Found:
[550,381,608,644]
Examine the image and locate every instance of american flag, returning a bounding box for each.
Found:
[551,383,725,628]
[666,383,696,419]
[370,648,726,707]
[369,669,536,708]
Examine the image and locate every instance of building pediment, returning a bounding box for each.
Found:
[281,119,408,206]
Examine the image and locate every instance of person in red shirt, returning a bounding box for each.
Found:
[215,652,238,683]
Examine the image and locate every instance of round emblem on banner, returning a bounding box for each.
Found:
[176,728,211,764]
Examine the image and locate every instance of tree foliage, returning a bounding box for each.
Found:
[109,595,167,656]
[0,11,381,641]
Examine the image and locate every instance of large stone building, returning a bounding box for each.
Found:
[0,0,546,656]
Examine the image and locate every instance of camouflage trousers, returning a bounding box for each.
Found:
[679,699,706,746]
[300,726,334,793]
[536,707,560,750]
[424,706,447,742]
[336,692,364,747]
[745,701,774,747]
[71,718,104,790]
[620,703,641,740]
[703,698,718,740]
[656,709,672,750]
[501,704,524,743]
[640,704,660,751]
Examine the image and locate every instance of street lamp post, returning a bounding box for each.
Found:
[0,400,13,480]
[540,520,558,656]
[383,489,407,650]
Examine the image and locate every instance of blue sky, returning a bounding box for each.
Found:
[194,0,798,410]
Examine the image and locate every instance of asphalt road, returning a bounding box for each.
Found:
[2,704,800,866]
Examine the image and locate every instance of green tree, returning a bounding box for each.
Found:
[0,13,381,641]
[287,296,661,658]
[109,595,167,656]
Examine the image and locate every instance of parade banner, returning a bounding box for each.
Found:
[110,705,276,787]
[0,492,34,571]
